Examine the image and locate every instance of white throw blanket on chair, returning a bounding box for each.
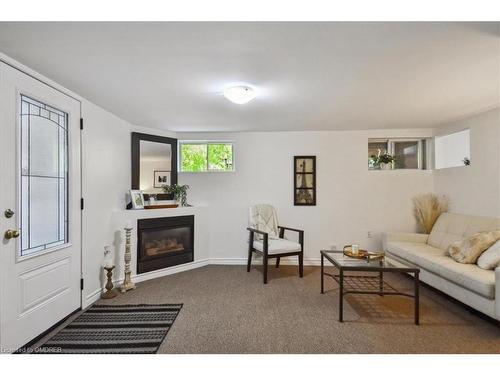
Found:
[249,204,279,240]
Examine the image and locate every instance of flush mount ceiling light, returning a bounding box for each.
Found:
[223,85,257,104]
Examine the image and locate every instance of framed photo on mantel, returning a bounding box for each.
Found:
[294,156,316,206]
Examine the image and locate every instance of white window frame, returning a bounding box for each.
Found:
[368,137,431,170]
[179,140,235,173]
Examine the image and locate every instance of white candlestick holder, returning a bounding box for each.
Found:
[121,225,136,293]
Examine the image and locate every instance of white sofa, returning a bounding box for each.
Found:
[383,212,500,321]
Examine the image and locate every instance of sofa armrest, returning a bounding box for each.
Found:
[383,232,429,250]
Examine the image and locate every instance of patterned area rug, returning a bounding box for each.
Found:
[37,303,182,354]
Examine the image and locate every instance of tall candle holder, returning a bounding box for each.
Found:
[121,223,136,293]
[102,245,117,299]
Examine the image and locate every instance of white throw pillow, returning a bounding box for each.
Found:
[477,240,500,270]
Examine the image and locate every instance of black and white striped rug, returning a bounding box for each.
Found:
[37,303,183,354]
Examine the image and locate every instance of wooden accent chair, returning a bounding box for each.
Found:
[246,204,304,284]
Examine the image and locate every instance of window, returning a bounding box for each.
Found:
[368,138,428,170]
[393,141,420,169]
[20,95,68,257]
[180,142,234,172]
[434,129,470,169]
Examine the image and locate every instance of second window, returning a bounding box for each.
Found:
[180,142,234,172]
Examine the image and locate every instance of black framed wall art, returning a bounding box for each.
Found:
[153,170,171,188]
[294,156,316,206]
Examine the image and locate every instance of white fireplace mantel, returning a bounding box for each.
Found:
[110,205,210,284]
[114,205,206,221]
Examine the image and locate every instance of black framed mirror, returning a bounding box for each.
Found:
[131,132,178,199]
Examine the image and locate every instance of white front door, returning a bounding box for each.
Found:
[0,62,82,352]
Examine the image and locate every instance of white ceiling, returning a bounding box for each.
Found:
[0,22,498,132]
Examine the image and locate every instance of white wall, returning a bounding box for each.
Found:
[433,108,500,217]
[178,129,434,264]
[81,101,176,306]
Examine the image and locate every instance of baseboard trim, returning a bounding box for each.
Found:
[133,258,210,283]
[209,258,247,265]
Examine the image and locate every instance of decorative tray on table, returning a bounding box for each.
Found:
[144,204,179,209]
[343,245,385,263]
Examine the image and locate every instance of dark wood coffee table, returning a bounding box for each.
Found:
[320,250,421,325]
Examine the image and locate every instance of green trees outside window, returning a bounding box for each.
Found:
[181,144,207,172]
[180,143,234,172]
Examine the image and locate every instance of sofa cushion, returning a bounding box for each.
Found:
[426,258,495,299]
[386,241,495,299]
[477,240,500,270]
[447,231,500,264]
[386,241,447,263]
[253,238,301,254]
[428,213,500,250]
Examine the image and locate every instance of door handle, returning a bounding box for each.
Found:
[4,229,20,240]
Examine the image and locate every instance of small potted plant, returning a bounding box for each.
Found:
[163,184,190,207]
[370,149,395,170]
[378,152,395,170]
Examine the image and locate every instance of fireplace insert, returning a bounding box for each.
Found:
[137,215,194,274]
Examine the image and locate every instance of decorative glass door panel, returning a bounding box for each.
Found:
[20,94,68,257]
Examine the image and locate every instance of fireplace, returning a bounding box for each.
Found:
[137,215,194,274]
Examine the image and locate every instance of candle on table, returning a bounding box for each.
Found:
[351,244,359,255]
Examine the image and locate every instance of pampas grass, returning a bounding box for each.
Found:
[413,193,449,234]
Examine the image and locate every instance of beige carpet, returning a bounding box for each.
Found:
[45,265,500,353]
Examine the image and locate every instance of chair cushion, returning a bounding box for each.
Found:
[428,212,500,250]
[386,241,495,299]
[253,238,301,254]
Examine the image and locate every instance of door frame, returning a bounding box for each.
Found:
[0,54,85,319]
